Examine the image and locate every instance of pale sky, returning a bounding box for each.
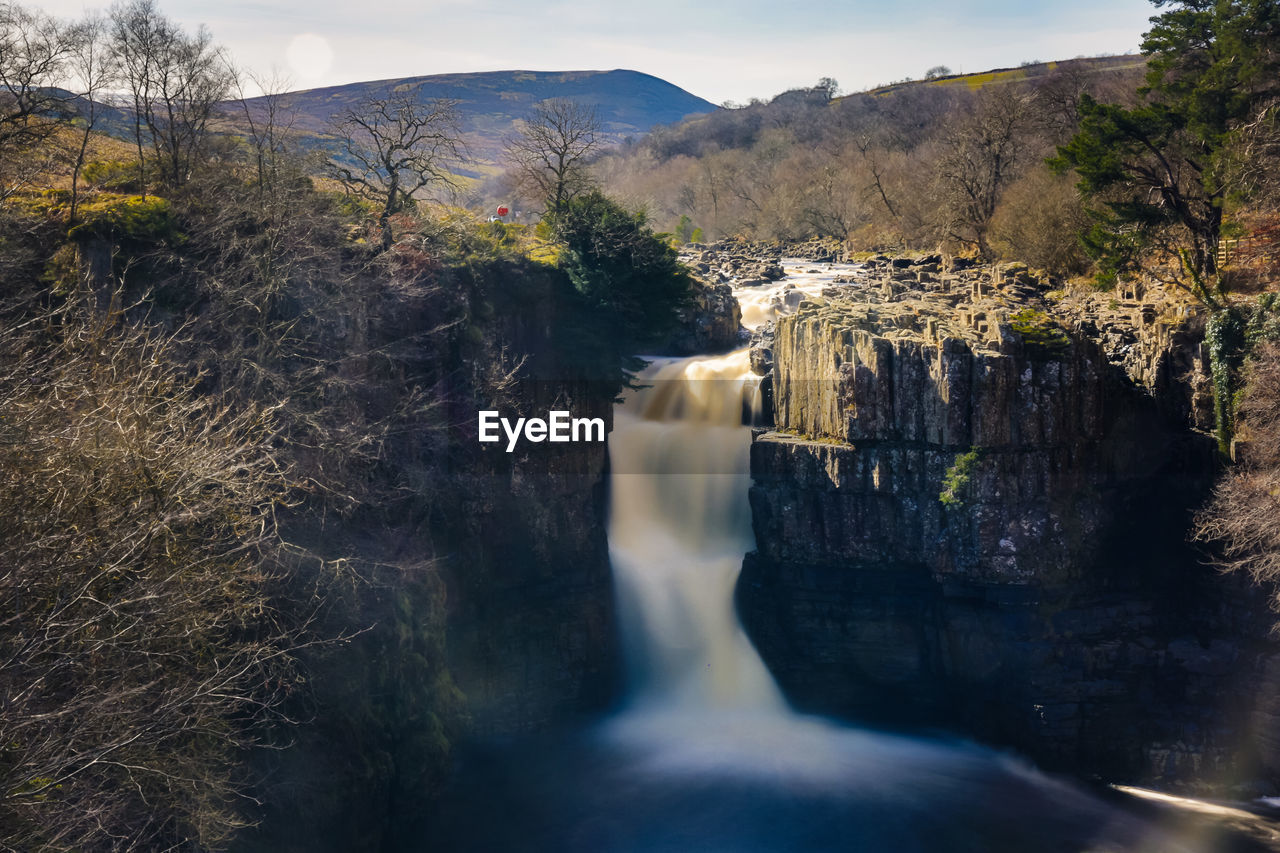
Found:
[37,0,1158,104]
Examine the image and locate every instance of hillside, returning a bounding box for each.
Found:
[863,54,1145,96]
[591,54,1148,263]
[234,68,716,177]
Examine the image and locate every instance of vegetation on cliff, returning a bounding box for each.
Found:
[0,1,690,848]
[1198,340,1280,604]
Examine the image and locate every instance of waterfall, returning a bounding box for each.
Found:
[605,261,841,713]
[429,261,1217,853]
[608,348,782,711]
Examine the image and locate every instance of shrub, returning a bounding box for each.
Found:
[81,158,143,193]
[940,448,982,507]
[66,193,177,243]
[549,190,694,380]
[1196,341,1280,605]
[0,316,301,851]
[989,167,1092,276]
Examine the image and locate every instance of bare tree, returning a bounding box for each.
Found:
[936,88,1030,258]
[792,143,870,241]
[237,68,299,203]
[0,309,305,851]
[329,91,465,251]
[65,12,115,224]
[506,97,601,214]
[110,0,234,193]
[0,2,72,200]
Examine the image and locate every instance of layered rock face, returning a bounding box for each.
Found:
[441,275,620,735]
[739,257,1274,784]
[445,402,618,735]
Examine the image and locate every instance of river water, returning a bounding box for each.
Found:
[429,263,1260,852]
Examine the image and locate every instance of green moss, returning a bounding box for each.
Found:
[67,194,176,243]
[81,159,142,193]
[1207,306,1247,456]
[1207,294,1280,456]
[1009,308,1071,359]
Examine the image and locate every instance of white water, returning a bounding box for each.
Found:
[606,260,858,713]
[432,261,1230,851]
[608,348,781,711]
[589,261,1205,850]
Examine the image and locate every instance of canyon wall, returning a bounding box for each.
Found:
[738,256,1275,785]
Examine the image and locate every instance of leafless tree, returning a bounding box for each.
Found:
[65,12,115,224]
[0,307,306,851]
[794,145,870,242]
[936,88,1031,258]
[110,0,234,193]
[329,91,465,251]
[506,97,601,214]
[0,2,72,200]
[236,68,299,202]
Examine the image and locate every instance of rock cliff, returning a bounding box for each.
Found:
[738,256,1276,786]
[659,278,743,355]
[440,267,621,735]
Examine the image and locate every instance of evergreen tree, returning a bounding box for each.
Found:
[1052,0,1280,304]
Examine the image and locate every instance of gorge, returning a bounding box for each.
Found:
[425,251,1280,851]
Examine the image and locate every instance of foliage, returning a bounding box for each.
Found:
[12,190,177,245]
[81,157,142,192]
[1196,341,1280,608]
[676,213,694,243]
[1052,0,1280,302]
[1206,305,1248,454]
[940,447,982,507]
[1204,295,1280,455]
[549,190,694,381]
[588,56,1138,251]
[69,191,175,242]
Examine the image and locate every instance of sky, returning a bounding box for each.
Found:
[36,0,1159,104]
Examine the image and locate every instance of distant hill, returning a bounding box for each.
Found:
[233,69,716,179]
[862,54,1146,97]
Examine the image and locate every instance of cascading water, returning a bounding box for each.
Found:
[430,263,1235,853]
[607,348,782,712]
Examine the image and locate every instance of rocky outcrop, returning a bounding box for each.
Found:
[660,278,743,354]
[680,237,844,285]
[737,257,1276,787]
[1054,287,1215,431]
[440,268,621,735]
[444,400,618,735]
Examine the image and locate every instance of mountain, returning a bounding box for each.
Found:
[234,69,717,177]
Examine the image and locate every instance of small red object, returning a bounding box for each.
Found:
[496,206,510,217]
